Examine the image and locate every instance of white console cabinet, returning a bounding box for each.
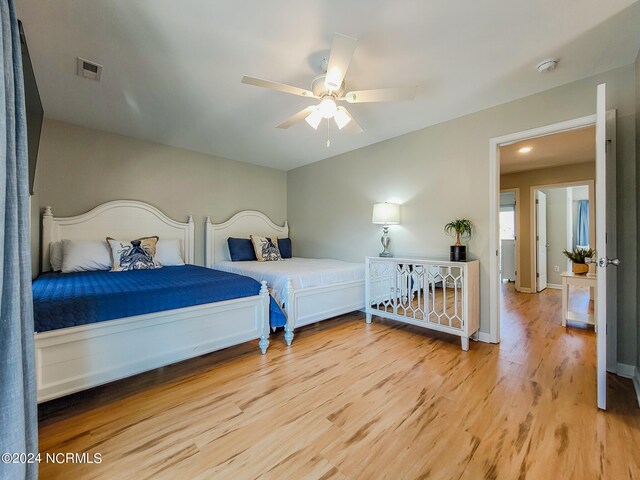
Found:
[365,257,480,350]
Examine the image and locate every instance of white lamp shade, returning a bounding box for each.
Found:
[334,107,351,129]
[305,108,323,129]
[372,203,400,225]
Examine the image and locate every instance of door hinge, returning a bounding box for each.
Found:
[535,199,539,205]
[536,273,539,278]
[536,235,539,241]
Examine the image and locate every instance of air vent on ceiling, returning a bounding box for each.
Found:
[77,57,102,81]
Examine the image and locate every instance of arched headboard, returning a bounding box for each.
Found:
[42,200,195,272]
[205,210,288,267]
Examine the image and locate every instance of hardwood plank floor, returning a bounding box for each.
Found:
[38,285,639,479]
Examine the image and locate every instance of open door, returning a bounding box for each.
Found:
[536,191,548,291]
[595,83,619,410]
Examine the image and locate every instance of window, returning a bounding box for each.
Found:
[500,207,515,240]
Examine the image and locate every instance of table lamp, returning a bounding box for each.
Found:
[372,203,400,257]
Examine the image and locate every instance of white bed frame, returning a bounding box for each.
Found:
[205,211,365,345]
[36,200,270,403]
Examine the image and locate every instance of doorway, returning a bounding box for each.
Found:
[489,111,618,373]
[531,182,595,292]
[499,188,520,290]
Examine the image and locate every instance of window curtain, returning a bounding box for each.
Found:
[0,1,38,479]
[576,200,589,247]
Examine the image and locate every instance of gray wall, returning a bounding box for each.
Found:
[287,64,637,366]
[32,119,287,271]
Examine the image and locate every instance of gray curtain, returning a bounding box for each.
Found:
[0,1,38,479]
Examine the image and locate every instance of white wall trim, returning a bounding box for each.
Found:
[546,283,562,290]
[477,331,494,344]
[517,287,535,294]
[489,114,597,345]
[617,363,636,378]
[617,363,640,407]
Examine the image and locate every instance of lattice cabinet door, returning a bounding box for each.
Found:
[365,257,480,350]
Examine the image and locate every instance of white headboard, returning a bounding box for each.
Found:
[205,210,288,267]
[42,200,195,272]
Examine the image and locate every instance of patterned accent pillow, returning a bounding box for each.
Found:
[250,235,282,262]
[106,236,161,271]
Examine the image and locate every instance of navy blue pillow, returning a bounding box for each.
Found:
[227,238,257,262]
[278,238,292,259]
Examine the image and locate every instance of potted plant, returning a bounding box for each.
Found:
[444,219,473,262]
[562,247,596,274]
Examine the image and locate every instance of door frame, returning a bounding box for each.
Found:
[530,180,595,292]
[535,190,548,292]
[489,114,597,344]
[499,187,521,291]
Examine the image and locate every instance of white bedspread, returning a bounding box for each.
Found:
[213,257,365,307]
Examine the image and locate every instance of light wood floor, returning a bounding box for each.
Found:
[38,285,640,479]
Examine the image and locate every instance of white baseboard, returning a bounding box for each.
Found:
[477,331,495,343]
[616,363,640,407]
[546,283,562,290]
[517,287,534,294]
[617,363,640,408]
[617,363,636,378]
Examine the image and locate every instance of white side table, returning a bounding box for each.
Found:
[560,272,597,329]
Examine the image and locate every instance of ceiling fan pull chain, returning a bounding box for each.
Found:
[326,118,331,147]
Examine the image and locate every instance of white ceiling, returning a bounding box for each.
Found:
[500,126,596,174]
[15,0,640,171]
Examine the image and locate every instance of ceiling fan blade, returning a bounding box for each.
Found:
[342,86,416,103]
[241,76,315,98]
[339,107,363,134]
[324,33,358,91]
[276,107,315,129]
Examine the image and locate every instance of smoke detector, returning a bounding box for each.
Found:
[77,57,103,81]
[536,58,559,73]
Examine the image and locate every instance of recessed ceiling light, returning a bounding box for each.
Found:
[518,146,533,154]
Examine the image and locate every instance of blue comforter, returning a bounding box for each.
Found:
[32,265,286,332]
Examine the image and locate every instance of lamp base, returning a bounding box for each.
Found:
[379,226,392,257]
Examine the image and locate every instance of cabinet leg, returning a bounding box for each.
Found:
[366,313,372,324]
[284,328,294,346]
[461,336,469,351]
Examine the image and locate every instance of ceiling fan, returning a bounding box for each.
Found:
[241,33,416,138]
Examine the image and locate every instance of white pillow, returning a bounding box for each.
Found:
[155,239,185,266]
[49,241,63,271]
[61,239,111,273]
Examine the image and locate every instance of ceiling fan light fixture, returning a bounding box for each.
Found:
[334,107,351,129]
[324,69,342,91]
[305,108,323,129]
[318,97,337,119]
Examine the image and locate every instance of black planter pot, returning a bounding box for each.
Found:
[450,245,466,262]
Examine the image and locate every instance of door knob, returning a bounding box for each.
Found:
[597,257,621,267]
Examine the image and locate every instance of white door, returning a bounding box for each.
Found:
[536,191,548,291]
[501,239,516,282]
[595,83,620,410]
